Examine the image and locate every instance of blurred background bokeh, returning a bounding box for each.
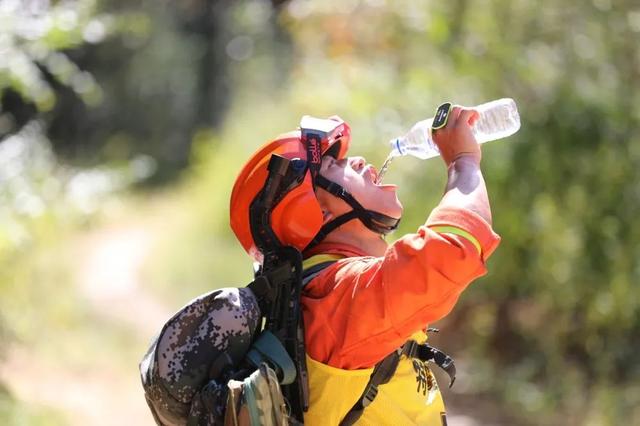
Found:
[1,0,639,425]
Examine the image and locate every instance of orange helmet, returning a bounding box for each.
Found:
[230,116,351,263]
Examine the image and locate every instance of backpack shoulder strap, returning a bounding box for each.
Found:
[247,262,293,312]
[339,349,402,426]
[339,340,457,425]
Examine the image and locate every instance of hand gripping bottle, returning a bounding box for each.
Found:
[377,98,520,182]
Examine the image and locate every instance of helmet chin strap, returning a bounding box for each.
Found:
[304,174,400,251]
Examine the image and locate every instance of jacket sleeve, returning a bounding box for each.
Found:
[302,205,500,369]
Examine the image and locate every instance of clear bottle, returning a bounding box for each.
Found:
[376,98,520,182]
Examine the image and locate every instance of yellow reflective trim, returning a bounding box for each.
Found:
[431,225,482,254]
[302,254,345,271]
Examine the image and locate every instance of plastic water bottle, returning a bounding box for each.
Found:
[376,98,520,182]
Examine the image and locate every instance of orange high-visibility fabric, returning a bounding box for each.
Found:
[300,206,499,424]
[302,205,499,369]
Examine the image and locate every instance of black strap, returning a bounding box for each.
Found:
[340,349,402,426]
[249,260,337,344]
[250,258,337,417]
[306,211,360,250]
[340,340,456,425]
[305,175,400,251]
[316,175,400,231]
[249,154,308,267]
[247,262,292,313]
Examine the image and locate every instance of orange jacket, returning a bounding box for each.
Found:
[301,205,501,369]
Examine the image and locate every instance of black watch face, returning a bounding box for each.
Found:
[432,102,452,130]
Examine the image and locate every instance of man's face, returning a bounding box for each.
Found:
[318,155,403,220]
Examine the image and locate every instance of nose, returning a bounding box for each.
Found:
[349,156,366,171]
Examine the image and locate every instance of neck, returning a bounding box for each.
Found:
[320,222,388,257]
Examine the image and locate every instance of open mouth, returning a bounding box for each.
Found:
[365,165,380,185]
[364,164,396,189]
[367,164,397,189]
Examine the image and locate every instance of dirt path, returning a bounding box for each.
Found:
[1,220,170,426]
[78,224,171,338]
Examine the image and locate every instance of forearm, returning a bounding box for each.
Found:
[438,156,492,225]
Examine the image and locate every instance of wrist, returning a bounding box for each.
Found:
[451,152,481,166]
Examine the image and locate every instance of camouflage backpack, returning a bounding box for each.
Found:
[139,286,293,426]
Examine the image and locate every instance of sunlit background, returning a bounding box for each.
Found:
[1,0,639,425]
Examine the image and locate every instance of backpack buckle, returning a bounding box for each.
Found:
[401,340,419,358]
[402,340,457,388]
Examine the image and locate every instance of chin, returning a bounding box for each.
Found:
[386,198,403,219]
[391,205,403,220]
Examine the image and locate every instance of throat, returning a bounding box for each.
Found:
[320,227,389,257]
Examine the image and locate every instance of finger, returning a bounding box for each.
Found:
[466,108,480,126]
[448,106,463,128]
[469,110,480,126]
[458,108,480,127]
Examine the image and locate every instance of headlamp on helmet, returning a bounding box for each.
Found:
[230,116,350,264]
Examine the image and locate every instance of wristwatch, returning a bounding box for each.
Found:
[431,102,452,131]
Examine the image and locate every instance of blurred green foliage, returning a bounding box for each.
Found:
[0,0,107,125]
[168,0,640,423]
[0,0,231,178]
[2,0,640,424]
